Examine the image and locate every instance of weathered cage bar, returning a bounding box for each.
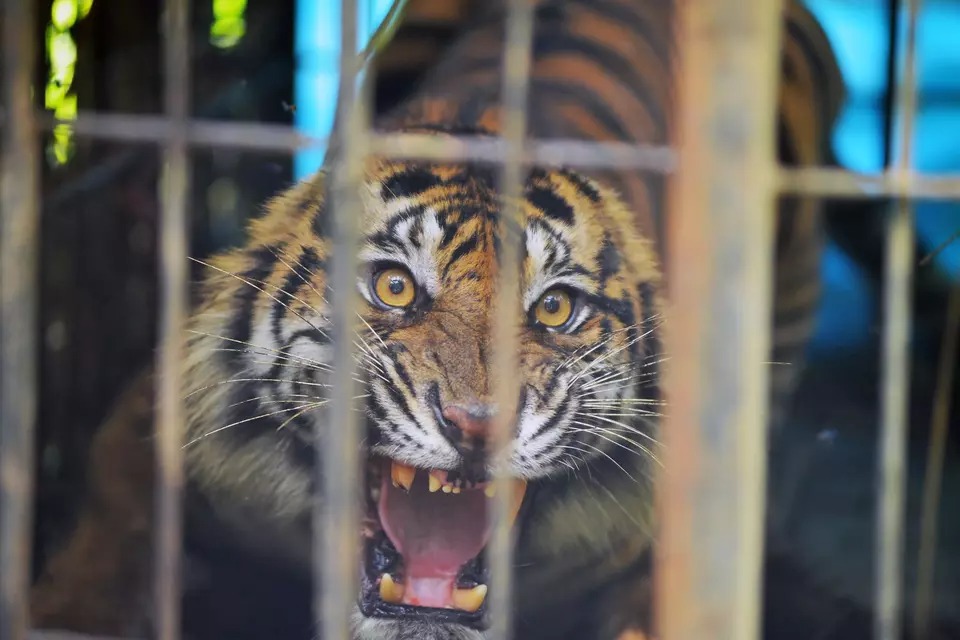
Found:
[657,1,782,639]
[315,0,367,637]
[876,0,921,638]
[1,0,41,638]
[487,0,534,637]
[154,0,191,637]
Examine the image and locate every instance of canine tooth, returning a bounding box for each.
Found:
[508,479,528,528]
[452,584,487,613]
[379,573,404,604]
[484,484,496,498]
[391,461,416,491]
[428,474,442,493]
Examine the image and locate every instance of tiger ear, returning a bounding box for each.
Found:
[246,172,328,248]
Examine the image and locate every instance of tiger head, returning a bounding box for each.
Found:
[181,140,665,639]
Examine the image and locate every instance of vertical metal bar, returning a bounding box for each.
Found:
[657,0,782,638]
[0,0,40,638]
[316,0,368,637]
[155,0,191,636]
[912,285,960,639]
[876,1,920,638]
[488,0,534,638]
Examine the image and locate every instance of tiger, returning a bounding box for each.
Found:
[30,0,852,639]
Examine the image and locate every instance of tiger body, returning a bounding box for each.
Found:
[31,1,845,639]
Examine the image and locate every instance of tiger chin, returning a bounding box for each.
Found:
[32,139,664,639]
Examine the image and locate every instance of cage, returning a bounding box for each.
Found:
[2,0,959,639]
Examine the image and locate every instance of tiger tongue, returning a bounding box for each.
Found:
[378,471,490,608]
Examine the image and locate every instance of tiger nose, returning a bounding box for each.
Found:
[441,405,494,441]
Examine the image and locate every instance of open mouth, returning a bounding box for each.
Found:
[360,458,528,628]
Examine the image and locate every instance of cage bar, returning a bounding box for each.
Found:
[656,0,782,639]
[875,0,922,638]
[316,0,369,637]
[779,166,960,200]
[154,0,191,637]
[486,0,534,637]
[0,0,41,639]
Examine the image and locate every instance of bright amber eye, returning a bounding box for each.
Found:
[373,268,416,308]
[534,289,573,328]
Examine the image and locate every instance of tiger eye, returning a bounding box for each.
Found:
[374,268,416,308]
[535,289,573,328]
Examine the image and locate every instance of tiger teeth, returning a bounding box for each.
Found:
[428,472,442,493]
[379,573,405,604]
[452,584,487,613]
[484,484,496,498]
[390,461,416,491]
[505,479,528,528]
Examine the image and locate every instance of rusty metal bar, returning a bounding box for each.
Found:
[28,634,126,640]
[876,0,921,637]
[47,109,960,198]
[912,284,960,639]
[778,166,960,200]
[488,0,534,637]
[656,0,782,639]
[0,0,40,638]
[154,0,191,637]
[316,0,369,636]
[38,112,677,172]
[876,199,914,640]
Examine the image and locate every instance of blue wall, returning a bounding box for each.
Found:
[805,0,960,353]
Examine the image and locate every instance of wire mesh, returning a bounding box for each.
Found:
[0,0,949,638]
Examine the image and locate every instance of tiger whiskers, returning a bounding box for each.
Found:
[183,400,329,447]
[190,257,331,342]
[566,421,661,469]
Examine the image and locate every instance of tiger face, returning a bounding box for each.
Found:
[182,151,664,639]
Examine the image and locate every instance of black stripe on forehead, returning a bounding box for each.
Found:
[597,233,622,285]
[385,203,428,235]
[556,168,602,203]
[442,234,481,278]
[365,230,409,255]
[526,182,576,226]
[380,166,443,201]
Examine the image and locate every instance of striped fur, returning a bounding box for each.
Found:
[31,1,846,639]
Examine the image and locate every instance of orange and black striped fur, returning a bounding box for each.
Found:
[31,1,850,639]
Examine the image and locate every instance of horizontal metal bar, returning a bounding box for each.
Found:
[28,633,128,640]
[778,166,960,200]
[42,112,960,201]
[370,132,676,173]
[38,112,321,151]
[39,112,676,171]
